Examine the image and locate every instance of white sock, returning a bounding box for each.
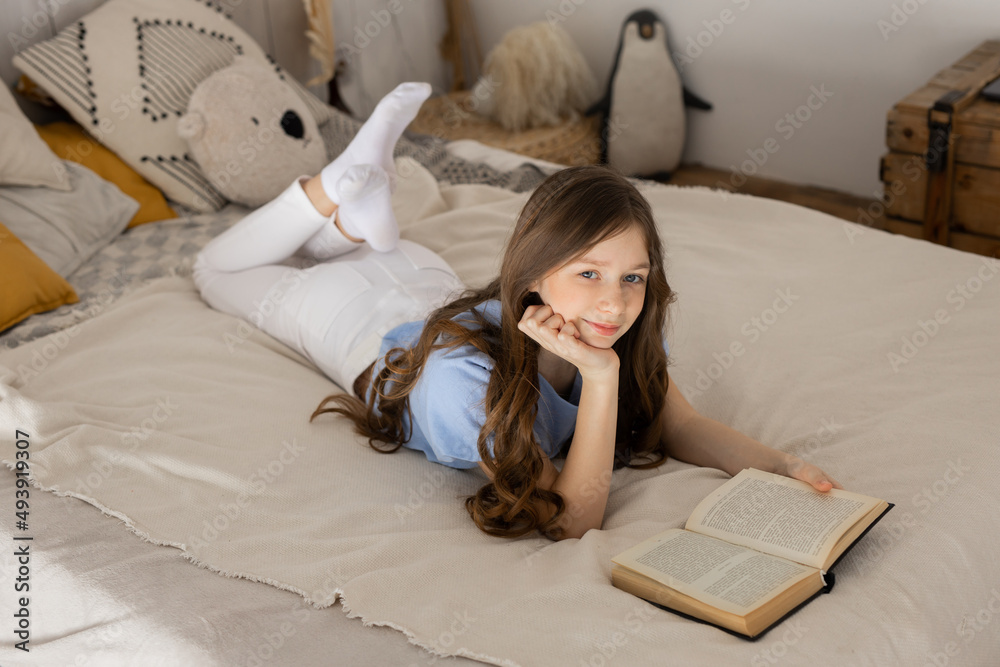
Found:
[319,82,431,199]
[335,164,399,253]
[297,166,399,259]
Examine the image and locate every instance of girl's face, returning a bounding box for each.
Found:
[530,227,649,349]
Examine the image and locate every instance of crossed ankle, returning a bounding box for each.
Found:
[333,211,364,244]
[302,175,338,218]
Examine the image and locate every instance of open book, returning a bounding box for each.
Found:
[611,468,892,638]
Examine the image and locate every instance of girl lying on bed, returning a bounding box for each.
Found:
[193,82,842,541]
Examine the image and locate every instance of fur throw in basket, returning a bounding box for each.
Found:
[469,22,596,132]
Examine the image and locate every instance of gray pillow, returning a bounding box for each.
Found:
[0,161,139,278]
[0,82,71,191]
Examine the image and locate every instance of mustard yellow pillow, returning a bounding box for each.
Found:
[34,122,177,228]
[0,222,78,333]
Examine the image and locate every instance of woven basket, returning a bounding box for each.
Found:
[408,91,602,167]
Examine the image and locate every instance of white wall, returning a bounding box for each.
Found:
[330,0,450,118]
[469,0,1000,198]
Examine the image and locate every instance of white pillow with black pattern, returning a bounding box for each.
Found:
[13,0,334,212]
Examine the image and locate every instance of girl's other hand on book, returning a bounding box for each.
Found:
[783,455,843,492]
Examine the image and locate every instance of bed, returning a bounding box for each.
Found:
[2,3,999,666]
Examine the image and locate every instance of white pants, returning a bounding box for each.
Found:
[192,177,464,392]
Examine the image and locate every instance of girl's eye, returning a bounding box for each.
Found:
[580,270,597,279]
[624,274,646,284]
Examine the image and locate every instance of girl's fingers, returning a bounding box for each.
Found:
[517,308,619,377]
[523,304,552,322]
[520,305,565,335]
[542,314,564,331]
[802,465,836,492]
[518,307,605,369]
[810,468,843,491]
[560,321,580,339]
[519,312,577,353]
[812,479,834,492]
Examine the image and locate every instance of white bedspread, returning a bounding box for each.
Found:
[1,160,998,666]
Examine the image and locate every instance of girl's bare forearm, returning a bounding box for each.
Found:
[665,414,788,476]
[549,375,619,539]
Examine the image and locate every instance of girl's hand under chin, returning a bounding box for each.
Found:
[517,304,620,381]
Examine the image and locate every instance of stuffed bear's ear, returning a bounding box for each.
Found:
[177,112,205,142]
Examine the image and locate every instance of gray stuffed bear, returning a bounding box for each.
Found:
[178,57,327,208]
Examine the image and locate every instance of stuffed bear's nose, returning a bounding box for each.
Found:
[280,110,305,139]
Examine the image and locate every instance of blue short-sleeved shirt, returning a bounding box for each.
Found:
[370,300,668,469]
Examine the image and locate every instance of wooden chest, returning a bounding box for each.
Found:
[880,40,1000,258]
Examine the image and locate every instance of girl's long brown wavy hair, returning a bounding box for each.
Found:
[310,165,676,539]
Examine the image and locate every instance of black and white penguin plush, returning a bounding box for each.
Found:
[587,9,712,179]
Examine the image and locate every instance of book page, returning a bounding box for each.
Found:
[685,469,880,569]
[612,529,814,616]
